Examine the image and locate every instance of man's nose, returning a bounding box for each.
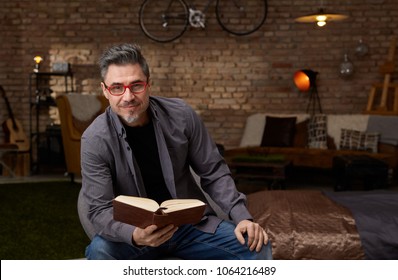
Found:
[122,87,135,99]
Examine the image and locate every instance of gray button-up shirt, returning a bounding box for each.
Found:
[81,96,252,245]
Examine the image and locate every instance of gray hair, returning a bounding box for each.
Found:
[98,43,150,81]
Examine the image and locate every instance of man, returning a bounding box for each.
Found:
[81,43,272,260]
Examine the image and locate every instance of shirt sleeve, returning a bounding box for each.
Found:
[184,105,253,224]
[80,119,136,245]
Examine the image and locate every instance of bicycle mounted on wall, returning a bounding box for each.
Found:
[139,0,268,43]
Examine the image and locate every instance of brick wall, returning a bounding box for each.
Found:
[1,0,397,149]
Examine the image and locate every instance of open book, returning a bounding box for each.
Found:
[113,195,206,228]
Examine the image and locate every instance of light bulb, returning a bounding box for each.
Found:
[34,56,43,64]
[33,56,43,73]
[316,15,327,22]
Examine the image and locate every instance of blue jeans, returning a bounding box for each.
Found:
[86,221,272,260]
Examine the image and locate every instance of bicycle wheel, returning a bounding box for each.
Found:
[216,0,268,36]
[139,0,189,43]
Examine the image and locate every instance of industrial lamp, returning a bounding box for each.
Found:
[295,8,348,27]
[294,69,322,114]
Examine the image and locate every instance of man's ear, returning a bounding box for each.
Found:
[101,82,110,99]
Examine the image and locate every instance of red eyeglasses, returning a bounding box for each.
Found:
[103,82,149,96]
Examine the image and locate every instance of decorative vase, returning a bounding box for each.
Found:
[355,39,369,57]
[339,53,354,78]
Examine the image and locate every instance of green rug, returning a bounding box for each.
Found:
[0,181,90,259]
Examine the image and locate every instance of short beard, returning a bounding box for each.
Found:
[123,113,139,124]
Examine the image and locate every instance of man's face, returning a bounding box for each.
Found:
[101,63,150,127]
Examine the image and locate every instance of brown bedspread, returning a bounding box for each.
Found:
[247,190,365,260]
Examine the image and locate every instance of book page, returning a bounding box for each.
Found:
[114,196,160,212]
[160,199,205,213]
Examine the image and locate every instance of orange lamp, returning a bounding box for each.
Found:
[294,69,317,92]
[294,69,322,114]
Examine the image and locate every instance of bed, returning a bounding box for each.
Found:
[246,190,398,260]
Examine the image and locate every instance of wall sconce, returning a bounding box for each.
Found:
[33,56,43,73]
[294,69,322,114]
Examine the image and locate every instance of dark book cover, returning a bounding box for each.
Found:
[113,198,206,228]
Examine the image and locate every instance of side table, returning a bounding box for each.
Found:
[333,155,389,191]
[227,158,292,190]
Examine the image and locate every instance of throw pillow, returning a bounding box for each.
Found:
[307,114,328,149]
[340,128,379,153]
[340,129,359,150]
[361,132,380,153]
[293,119,309,147]
[261,116,297,147]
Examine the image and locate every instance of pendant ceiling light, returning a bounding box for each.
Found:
[295,1,349,27]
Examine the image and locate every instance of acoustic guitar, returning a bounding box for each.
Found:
[1,85,30,151]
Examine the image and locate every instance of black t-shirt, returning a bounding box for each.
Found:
[124,121,172,204]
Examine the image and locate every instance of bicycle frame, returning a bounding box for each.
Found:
[165,0,215,29]
[187,0,215,18]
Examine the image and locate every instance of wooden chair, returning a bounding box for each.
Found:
[365,36,398,115]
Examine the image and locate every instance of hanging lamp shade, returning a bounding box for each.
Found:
[295,8,348,27]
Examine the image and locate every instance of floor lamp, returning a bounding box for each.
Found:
[294,69,322,115]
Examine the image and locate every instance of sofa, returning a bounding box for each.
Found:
[224,113,398,179]
[56,94,108,181]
